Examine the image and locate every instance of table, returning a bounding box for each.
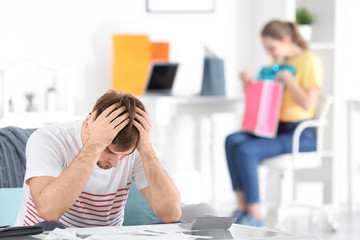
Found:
[9,223,319,239]
[140,95,243,204]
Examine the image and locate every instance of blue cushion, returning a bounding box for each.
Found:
[0,184,158,227]
[0,188,23,226]
[123,182,160,226]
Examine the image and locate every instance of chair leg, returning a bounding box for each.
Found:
[308,205,339,233]
[276,204,288,231]
[321,207,339,233]
[263,169,293,230]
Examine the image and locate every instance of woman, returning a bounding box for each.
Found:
[225,20,323,227]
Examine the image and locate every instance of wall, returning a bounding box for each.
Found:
[335,0,360,212]
[0,0,243,116]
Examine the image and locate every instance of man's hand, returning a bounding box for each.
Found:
[133,107,153,155]
[86,104,130,150]
[133,107,182,223]
[29,103,132,222]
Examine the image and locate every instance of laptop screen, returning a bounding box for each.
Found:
[146,63,178,92]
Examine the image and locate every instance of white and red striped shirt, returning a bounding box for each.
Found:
[16,115,148,227]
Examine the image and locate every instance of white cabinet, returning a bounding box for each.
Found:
[0,62,75,128]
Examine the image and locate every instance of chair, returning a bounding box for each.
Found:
[259,95,338,232]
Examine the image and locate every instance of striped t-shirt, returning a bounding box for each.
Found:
[15,115,148,227]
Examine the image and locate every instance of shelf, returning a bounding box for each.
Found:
[309,42,335,50]
[0,111,75,128]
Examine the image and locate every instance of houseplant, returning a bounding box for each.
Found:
[296,8,314,42]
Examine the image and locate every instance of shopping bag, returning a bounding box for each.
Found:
[241,81,283,138]
[200,57,226,96]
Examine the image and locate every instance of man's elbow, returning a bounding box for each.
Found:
[158,203,182,223]
[37,206,62,222]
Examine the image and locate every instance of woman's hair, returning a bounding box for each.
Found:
[92,90,145,151]
[261,20,308,50]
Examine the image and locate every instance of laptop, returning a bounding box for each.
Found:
[145,62,179,95]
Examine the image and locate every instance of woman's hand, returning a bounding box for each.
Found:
[239,69,254,92]
[276,70,319,110]
[275,70,295,86]
[239,69,253,84]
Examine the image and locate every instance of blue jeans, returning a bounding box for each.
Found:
[225,121,316,205]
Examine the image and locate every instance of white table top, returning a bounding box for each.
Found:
[10,223,318,240]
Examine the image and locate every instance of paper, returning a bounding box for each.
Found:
[43,224,213,240]
[44,228,82,240]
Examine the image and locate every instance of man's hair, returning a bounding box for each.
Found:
[92,90,145,151]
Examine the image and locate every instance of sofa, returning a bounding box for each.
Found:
[0,126,218,226]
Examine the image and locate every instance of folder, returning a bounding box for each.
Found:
[151,42,169,61]
[112,35,151,95]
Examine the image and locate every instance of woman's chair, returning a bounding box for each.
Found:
[259,95,338,232]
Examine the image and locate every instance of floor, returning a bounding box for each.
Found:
[217,204,360,239]
[280,213,360,240]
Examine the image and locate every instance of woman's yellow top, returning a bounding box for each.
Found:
[280,50,323,122]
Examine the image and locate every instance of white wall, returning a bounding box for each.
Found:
[334,0,360,212]
[0,0,243,116]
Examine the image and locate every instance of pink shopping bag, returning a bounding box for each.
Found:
[241,81,283,138]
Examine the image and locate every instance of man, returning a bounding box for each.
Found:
[16,90,181,227]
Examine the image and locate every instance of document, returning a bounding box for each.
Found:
[42,224,213,240]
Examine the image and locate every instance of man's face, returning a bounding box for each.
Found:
[97,144,136,169]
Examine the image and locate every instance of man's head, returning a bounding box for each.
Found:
[91,90,145,153]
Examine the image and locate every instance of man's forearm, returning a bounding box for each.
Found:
[31,144,103,221]
[141,151,181,223]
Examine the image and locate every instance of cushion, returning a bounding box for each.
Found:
[1,185,218,227]
[123,182,160,226]
[1,184,159,227]
[0,188,23,226]
[0,127,36,188]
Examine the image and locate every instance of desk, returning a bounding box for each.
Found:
[12,223,318,239]
[140,96,243,205]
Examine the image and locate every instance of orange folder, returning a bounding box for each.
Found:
[151,42,169,61]
[112,35,151,95]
